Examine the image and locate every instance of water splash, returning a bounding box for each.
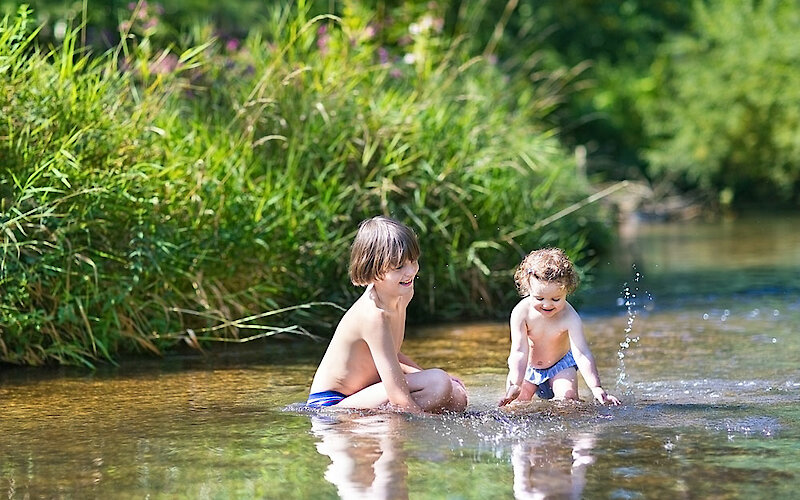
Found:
[615,266,648,392]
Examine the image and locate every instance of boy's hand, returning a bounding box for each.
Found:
[389,402,426,415]
[449,377,469,411]
[499,384,521,407]
[591,386,621,405]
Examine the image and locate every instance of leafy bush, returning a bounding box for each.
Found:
[642,0,800,205]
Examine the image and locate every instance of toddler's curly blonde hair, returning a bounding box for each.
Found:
[514,247,579,297]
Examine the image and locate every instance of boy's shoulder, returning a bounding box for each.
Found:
[340,293,391,331]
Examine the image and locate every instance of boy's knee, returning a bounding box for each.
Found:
[428,368,452,392]
[425,369,460,407]
[449,381,469,411]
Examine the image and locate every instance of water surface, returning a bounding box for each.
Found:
[2,214,799,499]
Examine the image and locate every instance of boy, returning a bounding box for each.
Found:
[308,216,468,414]
[499,248,620,406]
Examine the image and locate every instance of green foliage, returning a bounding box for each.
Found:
[0,3,606,366]
[643,0,800,205]
[434,0,692,178]
[7,0,800,208]
[1,6,222,365]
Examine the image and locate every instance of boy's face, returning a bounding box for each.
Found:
[528,278,568,317]
[376,259,419,295]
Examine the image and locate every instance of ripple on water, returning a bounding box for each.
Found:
[627,377,800,406]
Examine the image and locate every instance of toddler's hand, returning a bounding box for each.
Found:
[591,387,621,406]
[499,384,521,407]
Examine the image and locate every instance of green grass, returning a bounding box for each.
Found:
[0,2,610,366]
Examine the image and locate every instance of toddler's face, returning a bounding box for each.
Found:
[528,278,567,317]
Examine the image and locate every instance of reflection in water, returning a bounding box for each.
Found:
[511,433,596,500]
[308,407,601,500]
[310,412,409,500]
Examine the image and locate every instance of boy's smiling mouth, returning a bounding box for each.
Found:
[400,278,414,286]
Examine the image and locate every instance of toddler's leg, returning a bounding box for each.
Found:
[517,380,536,402]
[551,368,579,401]
[536,381,555,399]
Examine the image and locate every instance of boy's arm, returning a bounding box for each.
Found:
[400,351,466,391]
[499,304,529,406]
[366,319,425,413]
[568,317,621,405]
[397,351,422,373]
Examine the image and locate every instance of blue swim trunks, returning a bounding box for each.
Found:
[524,350,578,399]
[307,390,347,408]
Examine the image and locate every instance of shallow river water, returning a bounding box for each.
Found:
[2,214,799,499]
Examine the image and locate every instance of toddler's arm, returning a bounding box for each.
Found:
[499,304,529,406]
[568,320,621,406]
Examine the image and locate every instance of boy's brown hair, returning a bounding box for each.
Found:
[514,247,579,297]
[349,216,421,286]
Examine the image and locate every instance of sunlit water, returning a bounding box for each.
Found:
[2,214,799,499]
